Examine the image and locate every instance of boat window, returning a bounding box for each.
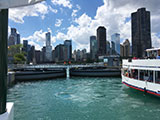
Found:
[139,70,145,81]
[155,71,160,84]
[123,69,128,76]
[147,71,153,82]
[144,70,149,81]
[131,69,138,79]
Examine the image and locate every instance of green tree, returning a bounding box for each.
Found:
[8,44,22,57]
[14,53,26,64]
[8,44,26,64]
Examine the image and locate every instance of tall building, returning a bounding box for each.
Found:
[27,45,31,63]
[17,34,20,44]
[106,41,111,55]
[45,32,52,62]
[8,28,21,46]
[30,46,36,64]
[111,41,116,55]
[42,46,46,62]
[120,39,131,57]
[97,26,107,56]
[81,49,87,61]
[35,50,41,64]
[76,49,81,61]
[90,36,97,60]
[23,40,28,53]
[123,39,130,57]
[111,33,120,54]
[72,50,77,61]
[64,40,72,61]
[54,44,65,62]
[132,8,152,58]
[120,44,124,57]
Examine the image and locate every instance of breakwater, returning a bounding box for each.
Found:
[70,68,121,77]
[13,67,121,82]
[15,69,66,82]
[7,65,122,83]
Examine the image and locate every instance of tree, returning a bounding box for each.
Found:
[8,44,26,64]
[14,53,26,64]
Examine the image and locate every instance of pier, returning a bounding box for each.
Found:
[9,64,121,82]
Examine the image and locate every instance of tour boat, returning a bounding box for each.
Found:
[121,48,160,96]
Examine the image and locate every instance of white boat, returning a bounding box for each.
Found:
[121,48,160,96]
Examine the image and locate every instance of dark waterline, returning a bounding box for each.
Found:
[7,77,160,120]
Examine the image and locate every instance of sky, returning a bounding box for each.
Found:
[8,0,160,52]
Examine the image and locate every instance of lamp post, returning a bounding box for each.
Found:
[0,9,8,114]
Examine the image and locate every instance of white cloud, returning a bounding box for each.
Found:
[53,0,160,52]
[49,6,58,13]
[152,33,160,48]
[28,41,42,50]
[22,29,56,50]
[55,19,63,27]
[9,1,48,23]
[71,4,81,17]
[56,32,67,40]
[54,13,94,52]
[71,9,78,17]
[18,0,160,51]
[51,0,72,9]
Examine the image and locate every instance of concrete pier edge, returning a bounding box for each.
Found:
[0,102,14,120]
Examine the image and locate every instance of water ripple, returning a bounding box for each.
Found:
[7,77,160,120]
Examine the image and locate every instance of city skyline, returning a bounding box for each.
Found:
[8,0,160,52]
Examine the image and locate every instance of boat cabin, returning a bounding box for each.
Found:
[146,48,160,59]
[122,48,160,85]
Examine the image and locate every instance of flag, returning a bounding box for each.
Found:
[0,0,44,9]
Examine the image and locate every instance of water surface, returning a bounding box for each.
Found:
[7,77,160,120]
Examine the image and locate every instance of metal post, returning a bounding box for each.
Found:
[138,69,140,80]
[0,9,8,114]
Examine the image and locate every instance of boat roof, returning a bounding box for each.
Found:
[146,48,160,52]
[122,59,160,71]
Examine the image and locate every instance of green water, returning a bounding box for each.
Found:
[7,77,160,120]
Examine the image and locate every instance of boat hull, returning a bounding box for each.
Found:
[122,75,160,96]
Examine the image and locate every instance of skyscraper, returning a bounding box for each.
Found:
[97,26,107,56]
[8,28,21,46]
[120,39,131,57]
[17,34,20,44]
[106,41,111,55]
[45,32,52,62]
[131,8,152,58]
[22,40,31,63]
[123,39,130,57]
[42,46,46,62]
[64,40,72,61]
[120,44,124,57]
[90,36,97,60]
[23,40,28,53]
[111,33,120,54]
[54,44,65,62]
[111,41,116,55]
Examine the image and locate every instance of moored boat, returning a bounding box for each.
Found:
[121,48,160,96]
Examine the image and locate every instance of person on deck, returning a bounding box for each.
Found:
[156,50,160,59]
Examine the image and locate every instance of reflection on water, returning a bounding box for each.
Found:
[8,77,160,120]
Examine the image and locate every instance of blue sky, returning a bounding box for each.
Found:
[8,0,160,51]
